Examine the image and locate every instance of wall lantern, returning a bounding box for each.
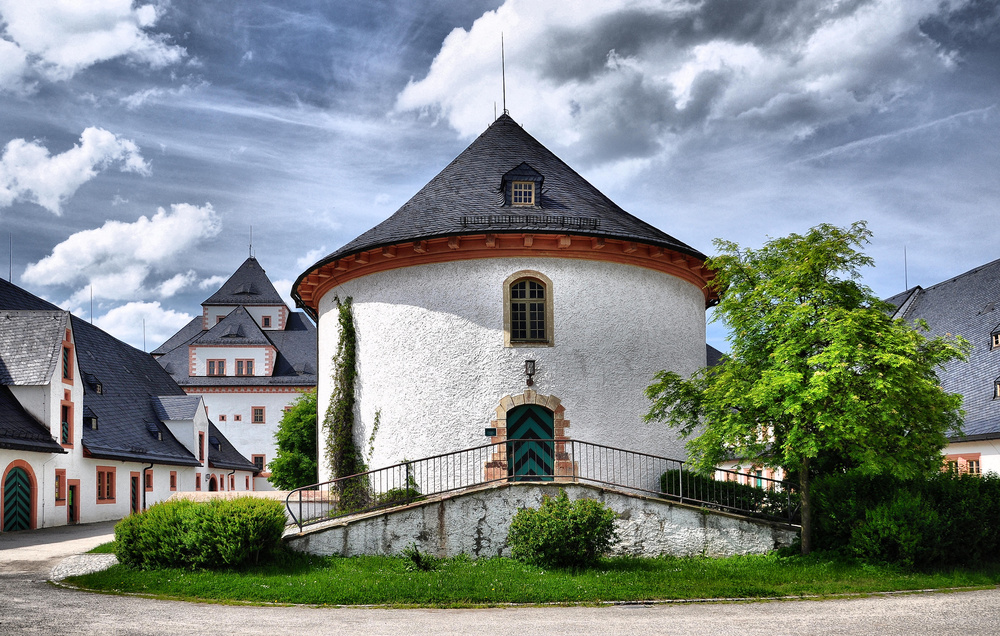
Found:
[525,359,536,386]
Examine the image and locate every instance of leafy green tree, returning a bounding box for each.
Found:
[268,389,318,489]
[645,221,969,554]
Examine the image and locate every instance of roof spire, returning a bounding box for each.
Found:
[501,33,508,116]
[249,225,254,258]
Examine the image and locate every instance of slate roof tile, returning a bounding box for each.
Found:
[203,257,284,306]
[193,306,271,346]
[889,258,1000,440]
[0,385,65,453]
[298,114,706,280]
[0,310,68,385]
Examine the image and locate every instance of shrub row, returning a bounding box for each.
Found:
[660,469,798,521]
[115,497,286,570]
[812,471,1000,568]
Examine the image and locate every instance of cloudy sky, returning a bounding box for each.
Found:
[1,0,997,352]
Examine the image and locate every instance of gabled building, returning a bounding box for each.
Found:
[888,258,1000,475]
[153,257,317,488]
[0,279,258,531]
[294,114,715,485]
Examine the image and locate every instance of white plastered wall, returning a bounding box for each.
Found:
[199,389,303,489]
[943,439,1000,475]
[315,256,707,483]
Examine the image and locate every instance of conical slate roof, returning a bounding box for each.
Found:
[203,257,284,306]
[310,114,704,268]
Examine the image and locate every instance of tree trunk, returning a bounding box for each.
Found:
[800,455,811,555]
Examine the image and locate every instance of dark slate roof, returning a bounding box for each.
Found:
[304,114,706,271]
[156,309,317,388]
[152,395,203,421]
[203,257,284,306]
[707,344,725,368]
[208,421,260,473]
[0,385,65,454]
[890,258,1000,440]
[151,315,202,356]
[0,310,68,385]
[0,278,254,468]
[884,287,920,313]
[193,306,270,346]
[68,314,202,466]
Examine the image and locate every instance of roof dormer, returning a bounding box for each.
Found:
[501,162,543,208]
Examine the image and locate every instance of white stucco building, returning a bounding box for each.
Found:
[0,280,257,532]
[154,257,317,489]
[293,114,715,485]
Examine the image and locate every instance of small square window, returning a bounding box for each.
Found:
[218,414,226,422]
[512,181,534,206]
[234,414,242,422]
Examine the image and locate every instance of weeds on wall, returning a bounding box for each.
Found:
[323,297,369,511]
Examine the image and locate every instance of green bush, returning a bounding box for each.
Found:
[114,497,287,570]
[660,469,798,521]
[506,490,618,568]
[812,471,1000,568]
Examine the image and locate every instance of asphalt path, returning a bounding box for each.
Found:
[2,522,998,635]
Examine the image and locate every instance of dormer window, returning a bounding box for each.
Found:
[262,315,272,328]
[992,327,1000,349]
[512,181,535,206]
[501,162,543,208]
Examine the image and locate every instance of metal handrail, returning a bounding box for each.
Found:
[285,439,799,531]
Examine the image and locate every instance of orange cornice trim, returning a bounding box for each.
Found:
[295,233,716,312]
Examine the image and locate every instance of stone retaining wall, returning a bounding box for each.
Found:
[285,482,798,559]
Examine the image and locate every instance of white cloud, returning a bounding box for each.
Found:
[155,270,198,298]
[295,247,328,270]
[0,0,185,89]
[93,301,193,352]
[22,203,222,302]
[272,279,296,312]
[0,127,149,214]
[199,275,228,290]
[0,37,29,93]
[395,0,954,164]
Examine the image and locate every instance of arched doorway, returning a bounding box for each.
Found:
[208,475,218,492]
[506,404,554,481]
[3,464,34,531]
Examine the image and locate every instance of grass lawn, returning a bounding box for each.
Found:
[65,548,1000,607]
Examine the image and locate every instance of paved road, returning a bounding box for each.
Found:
[2,522,999,635]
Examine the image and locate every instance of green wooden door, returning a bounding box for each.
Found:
[506,405,554,481]
[3,467,32,532]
